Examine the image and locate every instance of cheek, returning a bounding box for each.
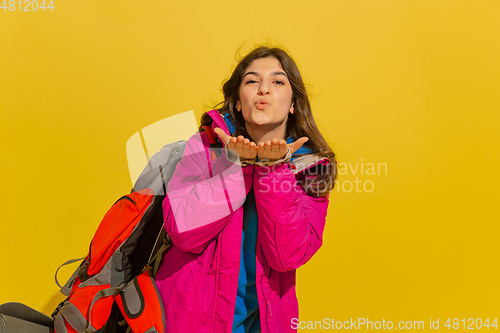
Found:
[237,89,246,103]
[240,91,255,107]
[278,86,292,98]
[278,90,293,106]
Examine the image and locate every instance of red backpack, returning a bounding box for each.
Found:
[52,126,219,333]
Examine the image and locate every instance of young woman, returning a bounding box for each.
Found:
[155,46,337,333]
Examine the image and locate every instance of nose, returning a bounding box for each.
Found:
[257,81,270,95]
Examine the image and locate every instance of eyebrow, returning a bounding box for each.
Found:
[243,71,288,78]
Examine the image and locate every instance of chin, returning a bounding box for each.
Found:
[248,118,272,127]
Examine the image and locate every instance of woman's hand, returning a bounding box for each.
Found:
[257,137,309,161]
[213,128,257,161]
[213,128,309,163]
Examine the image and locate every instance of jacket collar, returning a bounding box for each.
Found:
[208,109,230,135]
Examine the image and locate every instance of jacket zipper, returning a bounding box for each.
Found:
[257,240,272,332]
[209,233,221,333]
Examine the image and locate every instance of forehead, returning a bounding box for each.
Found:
[244,57,285,75]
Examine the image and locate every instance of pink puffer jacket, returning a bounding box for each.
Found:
[155,109,330,333]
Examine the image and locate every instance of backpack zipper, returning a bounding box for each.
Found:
[113,195,136,206]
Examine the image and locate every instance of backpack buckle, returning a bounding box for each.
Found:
[51,296,68,319]
[117,282,128,292]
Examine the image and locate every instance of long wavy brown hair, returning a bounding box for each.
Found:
[200,46,337,197]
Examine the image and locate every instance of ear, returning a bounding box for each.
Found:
[289,102,295,114]
[235,100,241,112]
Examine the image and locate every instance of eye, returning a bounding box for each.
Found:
[245,79,257,84]
[274,80,285,85]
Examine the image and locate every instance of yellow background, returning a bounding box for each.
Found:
[1,0,499,330]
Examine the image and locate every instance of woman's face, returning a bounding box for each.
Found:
[236,57,294,137]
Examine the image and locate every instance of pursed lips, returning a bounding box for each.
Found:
[255,98,270,110]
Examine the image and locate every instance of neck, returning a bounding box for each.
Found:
[245,122,287,144]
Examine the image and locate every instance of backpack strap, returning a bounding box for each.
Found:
[54,257,86,295]
[53,285,124,333]
[152,235,172,276]
[200,125,220,146]
[200,125,214,144]
[200,125,222,163]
